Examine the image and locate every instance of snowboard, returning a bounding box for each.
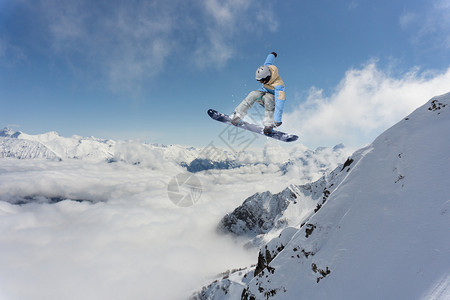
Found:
[207,109,298,142]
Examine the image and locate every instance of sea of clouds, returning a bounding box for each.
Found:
[0,139,352,300]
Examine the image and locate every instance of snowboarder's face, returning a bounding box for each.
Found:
[258,77,270,84]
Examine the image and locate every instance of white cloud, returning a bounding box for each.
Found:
[348,1,359,11]
[283,62,450,149]
[0,139,351,299]
[0,159,256,299]
[35,0,177,92]
[399,12,416,29]
[194,28,234,69]
[0,37,26,67]
[10,0,277,91]
[400,0,450,50]
[194,0,278,68]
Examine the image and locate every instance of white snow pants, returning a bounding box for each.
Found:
[234,91,275,127]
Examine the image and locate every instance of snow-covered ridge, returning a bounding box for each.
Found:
[0,137,61,160]
[0,128,202,165]
[195,92,450,299]
[0,129,113,161]
[217,156,350,247]
[0,128,351,176]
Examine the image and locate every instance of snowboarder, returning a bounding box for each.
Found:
[231,52,286,136]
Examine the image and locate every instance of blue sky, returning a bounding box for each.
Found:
[1,0,450,149]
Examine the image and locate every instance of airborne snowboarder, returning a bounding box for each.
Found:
[207,52,297,142]
[231,52,286,136]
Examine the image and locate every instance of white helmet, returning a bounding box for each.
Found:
[255,65,271,84]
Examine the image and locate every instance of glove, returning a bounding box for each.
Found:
[271,52,278,58]
[275,122,282,127]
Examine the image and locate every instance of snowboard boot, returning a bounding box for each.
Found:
[263,126,273,135]
[231,114,242,126]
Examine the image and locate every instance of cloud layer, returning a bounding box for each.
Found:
[0,159,256,299]
[0,140,351,299]
[284,62,450,148]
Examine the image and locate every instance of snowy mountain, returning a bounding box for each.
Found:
[217,160,345,247]
[194,92,450,299]
[0,136,61,160]
[0,127,350,176]
[0,129,114,161]
[0,128,203,165]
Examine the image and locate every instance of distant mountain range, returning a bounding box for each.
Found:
[0,127,350,176]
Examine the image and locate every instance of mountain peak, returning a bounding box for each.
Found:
[0,127,22,138]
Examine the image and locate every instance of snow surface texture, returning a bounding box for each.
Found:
[194,92,450,299]
[0,127,351,299]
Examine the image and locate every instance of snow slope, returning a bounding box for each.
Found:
[0,137,60,160]
[196,92,450,299]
